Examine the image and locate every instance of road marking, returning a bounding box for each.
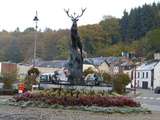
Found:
[149,97,154,100]
[136,96,160,100]
[156,98,160,100]
[143,97,147,99]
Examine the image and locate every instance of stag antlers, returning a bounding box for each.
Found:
[64,8,86,21]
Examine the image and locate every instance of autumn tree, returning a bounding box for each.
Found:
[113,73,131,94]
[100,16,121,44]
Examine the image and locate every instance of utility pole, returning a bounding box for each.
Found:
[33,11,39,67]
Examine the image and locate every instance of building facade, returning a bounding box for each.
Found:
[133,60,160,89]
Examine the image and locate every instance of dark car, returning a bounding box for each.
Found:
[154,87,160,94]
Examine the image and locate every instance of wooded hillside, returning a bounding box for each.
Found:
[0,2,160,63]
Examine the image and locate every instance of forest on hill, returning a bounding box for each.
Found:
[0,2,160,63]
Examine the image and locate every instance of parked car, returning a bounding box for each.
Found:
[39,71,68,84]
[39,73,56,83]
[84,74,103,86]
[154,87,160,94]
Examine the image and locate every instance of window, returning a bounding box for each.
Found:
[146,72,148,78]
[142,72,145,78]
[138,72,140,78]
[40,75,48,82]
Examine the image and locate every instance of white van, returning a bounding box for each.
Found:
[39,73,55,83]
[39,71,68,84]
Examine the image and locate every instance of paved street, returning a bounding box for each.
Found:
[134,89,160,111]
[0,105,159,120]
[0,93,159,119]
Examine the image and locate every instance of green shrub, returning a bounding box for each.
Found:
[2,71,17,89]
[27,67,40,76]
[24,67,40,90]
[0,88,18,95]
[102,73,112,84]
[83,67,95,77]
[113,73,131,94]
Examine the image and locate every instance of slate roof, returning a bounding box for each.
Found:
[35,56,133,68]
[136,60,160,71]
[84,57,120,66]
[37,60,68,68]
[120,61,134,67]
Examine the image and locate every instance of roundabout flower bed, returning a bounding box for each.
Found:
[13,91,140,107]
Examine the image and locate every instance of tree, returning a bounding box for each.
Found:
[102,73,112,84]
[120,10,129,41]
[83,67,95,77]
[2,70,17,90]
[24,27,35,32]
[113,73,131,94]
[100,16,121,44]
[79,24,106,47]
[44,27,53,32]
[24,67,40,90]
[14,27,20,32]
[56,36,69,59]
[5,39,23,63]
[143,28,160,59]
[120,3,160,41]
[83,36,95,56]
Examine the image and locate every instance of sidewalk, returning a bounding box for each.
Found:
[0,106,159,120]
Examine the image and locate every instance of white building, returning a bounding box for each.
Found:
[133,60,160,89]
[153,61,160,89]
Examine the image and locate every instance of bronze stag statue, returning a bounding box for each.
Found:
[64,8,86,85]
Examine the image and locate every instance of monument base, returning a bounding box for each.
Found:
[68,48,84,85]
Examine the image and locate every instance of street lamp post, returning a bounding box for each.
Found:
[33,11,39,67]
[134,64,136,95]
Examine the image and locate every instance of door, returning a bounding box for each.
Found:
[142,81,148,89]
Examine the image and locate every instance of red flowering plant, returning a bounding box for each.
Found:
[13,92,140,107]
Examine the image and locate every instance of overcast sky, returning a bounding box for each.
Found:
[0,0,159,31]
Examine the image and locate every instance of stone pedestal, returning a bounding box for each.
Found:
[68,48,84,85]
